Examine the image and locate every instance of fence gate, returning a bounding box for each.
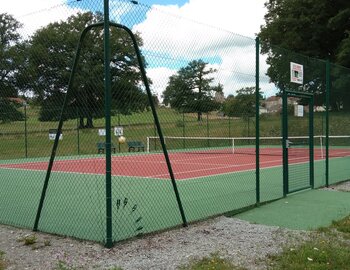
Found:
[282,90,314,195]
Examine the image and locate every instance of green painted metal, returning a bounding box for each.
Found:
[309,96,314,188]
[284,91,314,194]
[76,109,80,155]
[325,60,330,187]
[33,22,104,232]
[103,0,113,248]
[282,89,288,197]
[255,37,260,205]
[109,22,188,228]
[24,103,28,158]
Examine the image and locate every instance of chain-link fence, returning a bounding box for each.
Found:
[0,0,349,246]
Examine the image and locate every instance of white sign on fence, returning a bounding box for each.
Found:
[49,129,63,140]
[98,129,106,136]
[294,105,304,117]
[114,126,123,136]
[290,62,304,84]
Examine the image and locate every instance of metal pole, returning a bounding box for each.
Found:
[325,60,330,187]
[111,23,187,227]
[24,102,28,158]
[228,116,231,137]
[207,112,209,147]
[309,96,314,189]
[76,107,80,155]
[282,89,288,196]
[33,22,103,232]
[255,37,260,205]
[103,0,113,248]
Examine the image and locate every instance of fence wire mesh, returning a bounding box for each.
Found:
[0,0,349,245]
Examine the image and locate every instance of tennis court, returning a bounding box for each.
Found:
[1,141,348,180]
[0,135,349,243]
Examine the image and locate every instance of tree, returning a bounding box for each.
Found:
[0,13,25,122]
[162,60,222,121]
[259,0,350,110]
[27,12,150,127]
[223,87,261,117]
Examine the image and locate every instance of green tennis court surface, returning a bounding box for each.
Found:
[235,189,350,230]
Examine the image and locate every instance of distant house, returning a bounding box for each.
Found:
[8,97,26,105]
[259,106,268,114]
[263,96,299,113]
[214,92,225,103]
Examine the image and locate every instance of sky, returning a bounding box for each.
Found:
[0,0,275,98]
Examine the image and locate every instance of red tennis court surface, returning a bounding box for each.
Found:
[1,148,349,180]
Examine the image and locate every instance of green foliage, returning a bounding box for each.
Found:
[0,99,24,123]
[54,261,77,270]
[269,236,350,270]
[0,251,6,270]
[259,0,350,110]
[222,87,260,117]
[162,60,222,121]
[22,234,37,246]
[331,215,350,234]
[26,12,150,127]
[179,253,245,270]
[0,13,24,99]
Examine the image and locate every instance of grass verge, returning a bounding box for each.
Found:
[178,253,246,270]
[0,251,6,270]
[268,215,350,270]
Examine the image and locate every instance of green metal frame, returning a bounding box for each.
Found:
[255,37,260,205]
[282,90,314,196]
[33,3,187,248]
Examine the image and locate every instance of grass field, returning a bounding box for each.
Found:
[1,105,349,159]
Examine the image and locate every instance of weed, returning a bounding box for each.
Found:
[178,252,246,270]
[23,234,37,246]
[0,251,6,270]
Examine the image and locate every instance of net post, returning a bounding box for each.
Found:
[146,137,150,153]
[232,138,235,154]
[320,136,324,159]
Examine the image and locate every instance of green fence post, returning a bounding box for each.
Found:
[206,112,209,147]
[24,102,28,158]
[255,36,260,205]
[103,0,113,249]
[76,107,80,155]
[33,21,103,233]
[182,111,185,148]
[309,96,314,189]
[325,60,330,187]
[228,116,231,137]
[111,22,188,227]
[282,89,288,196]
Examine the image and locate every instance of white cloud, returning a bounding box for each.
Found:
[133,0,277,99]
[0,0,82,38]
[146,67,177,100]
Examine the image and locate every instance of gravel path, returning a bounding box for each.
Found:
[1,181,348,270]
[0,218,308,270]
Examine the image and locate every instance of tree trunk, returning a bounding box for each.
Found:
[79,117,85,129]
[197,111,202,121]
[85,116,94,128]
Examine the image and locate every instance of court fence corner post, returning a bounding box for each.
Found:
[255,36,260,205]
[103,0,113,249]
[325,59,330,187]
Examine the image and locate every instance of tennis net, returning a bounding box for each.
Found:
[146,135,350,158]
